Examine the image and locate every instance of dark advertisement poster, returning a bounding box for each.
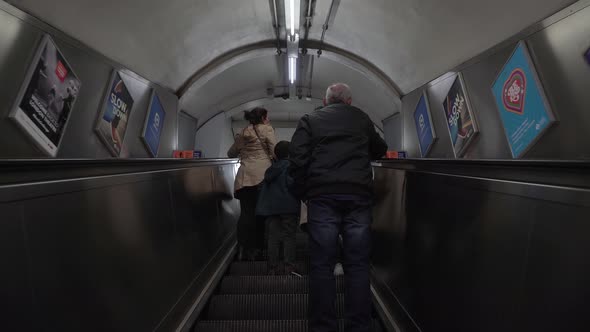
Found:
[442,74,479,157]
[9,35,81,157]
[95,72,135,157]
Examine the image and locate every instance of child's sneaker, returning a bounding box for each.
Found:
[285,264,302,277]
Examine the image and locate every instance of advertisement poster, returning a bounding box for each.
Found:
[491,42,556,158]
[442,74,479,157]
[413,92,437,157]
[141,92,166,157]
[9,35,81,157]
[95,71,135,157]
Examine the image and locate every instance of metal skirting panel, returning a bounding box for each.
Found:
[371,165,590,332]
[0,161,240,332]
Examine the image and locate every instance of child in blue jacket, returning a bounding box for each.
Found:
[256,141,301,274]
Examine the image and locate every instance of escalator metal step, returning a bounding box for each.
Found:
[194,319,383,332]
[219,276,345,294]
[228,261,309,276]
[194,320,308,332]
[206,294,344,320]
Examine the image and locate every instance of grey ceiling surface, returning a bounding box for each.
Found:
[179,54,398,125]
[8,0,575,120]
[310,0,575,93]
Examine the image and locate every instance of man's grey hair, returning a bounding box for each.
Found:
[325,83,352,105]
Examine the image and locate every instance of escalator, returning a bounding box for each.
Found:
[193,233,385,332]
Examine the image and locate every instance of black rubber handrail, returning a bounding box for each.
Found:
[375,158,590,168]
[0,158,239,186]
[373,158,590,190]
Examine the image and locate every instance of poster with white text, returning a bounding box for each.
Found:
[491,42,556,158]
[95,71,135,157]
[442,74,479,158]
[9,35,81,157]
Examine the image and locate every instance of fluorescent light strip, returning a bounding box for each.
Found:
[293,57,296,83]
[290,0,295,36]
[289,57,295,84]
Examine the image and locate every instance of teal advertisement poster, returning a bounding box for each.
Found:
[491,42,556,158]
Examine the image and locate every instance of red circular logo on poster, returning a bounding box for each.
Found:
[502,69,527,115]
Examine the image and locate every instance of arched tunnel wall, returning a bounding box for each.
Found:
[401,3,590,160]
[0,3,182,159]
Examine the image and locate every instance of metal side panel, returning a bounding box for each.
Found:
[0,202,34,331]
[0,161,239,332]
[517,200,590,331]
[371,164,590,332]
[22,178,183,332]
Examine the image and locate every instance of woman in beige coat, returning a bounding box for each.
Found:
[228,107,277,260]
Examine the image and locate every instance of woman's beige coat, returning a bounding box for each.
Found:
[228,124,277,192]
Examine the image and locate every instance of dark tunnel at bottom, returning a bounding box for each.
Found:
[1,158,589,332]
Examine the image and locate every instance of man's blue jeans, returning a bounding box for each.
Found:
[307,195,373,332]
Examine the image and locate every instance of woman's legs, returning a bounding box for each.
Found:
[236,186,259,259]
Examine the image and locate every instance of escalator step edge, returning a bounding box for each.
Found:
[206,294,344,320]
[194,319,384,332]
[219,275,345,294]
[228,261,309,276]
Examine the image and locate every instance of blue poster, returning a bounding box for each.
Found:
[141,92,166,157]
[442,74,479,158]
[491,42,556,158]
[413,93,436,157]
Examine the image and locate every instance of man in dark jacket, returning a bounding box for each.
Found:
[289,83,388,332]
[257,141,301,275]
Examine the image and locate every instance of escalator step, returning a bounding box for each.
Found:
[228,261,309,276]
[206,294,344,320]
[248,251,309,261]
[194,319,383,332]
[219,276,345,294]
[194,320,307,332]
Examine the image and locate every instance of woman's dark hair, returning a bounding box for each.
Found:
[274,141,290,160]
[244,107,268,125]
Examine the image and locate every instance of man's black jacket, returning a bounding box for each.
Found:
[289,103,388,199]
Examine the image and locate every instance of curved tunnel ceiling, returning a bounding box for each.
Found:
[9,0,576,120]
[179,53,399,125]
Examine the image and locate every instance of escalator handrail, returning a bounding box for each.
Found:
[0,158,239,186]
[373,158,590,190]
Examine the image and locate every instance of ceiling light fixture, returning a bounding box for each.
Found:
[289,57,296,84]
[285,0,300,37]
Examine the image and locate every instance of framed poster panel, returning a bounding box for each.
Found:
[491,41,557,158]
[95,71,135,157]
[141,91,166,157]
[413,91,437,157]
[442,73,479,158]
[9,34,82,157]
